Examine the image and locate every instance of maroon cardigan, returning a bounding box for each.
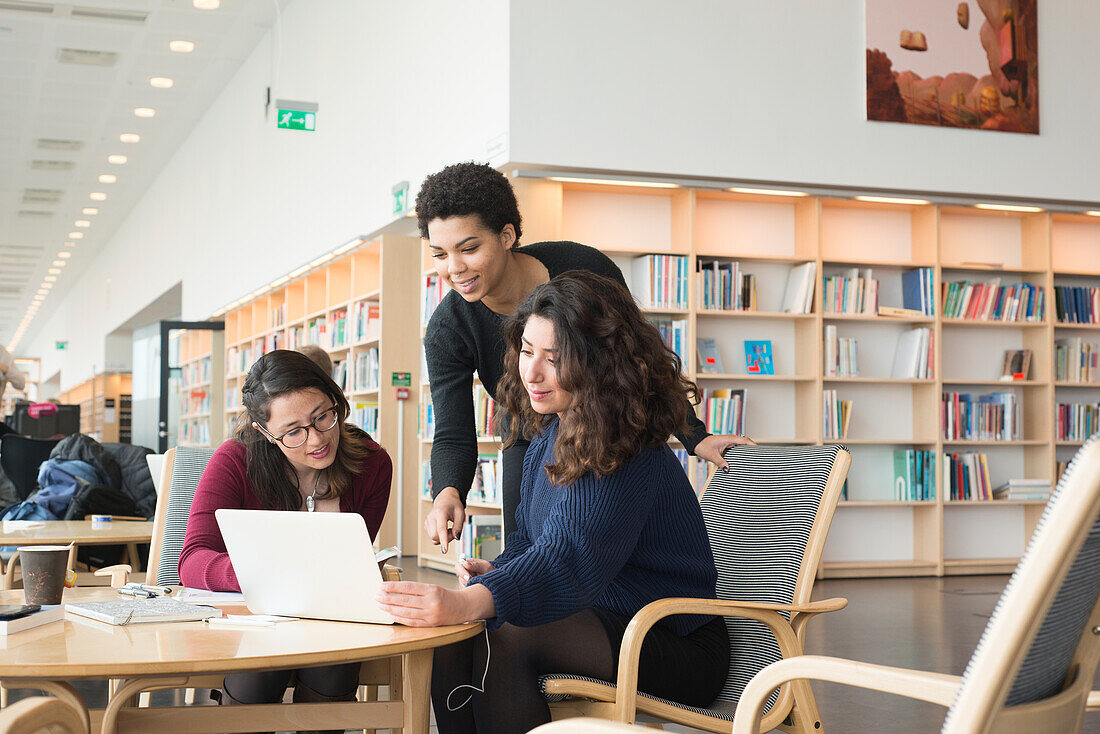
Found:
[178,437,392,591]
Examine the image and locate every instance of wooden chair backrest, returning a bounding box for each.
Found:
[0,695,87,734]
[943,437,1100,734]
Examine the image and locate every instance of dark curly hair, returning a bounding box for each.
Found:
[496,271,698,486]
[415,162,523,246]
[236,350,377,511]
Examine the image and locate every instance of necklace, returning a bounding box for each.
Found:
[306,472,323,512]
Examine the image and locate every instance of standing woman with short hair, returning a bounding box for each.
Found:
[179,350,391,730]
[418,162,752,550]
[378,271,729,732]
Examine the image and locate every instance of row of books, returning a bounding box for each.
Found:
[332,360,348,391]
[901,268,935,317]
[946,451,992,500]
[1053,285,1100,324]
[419,454,503,507]
[1054,338,1100,383]
[823,268,877,315]
[350,402,379,436]
[227,345,258,377]
[648,318,688,364]
[993,478,1051,501]
[264,331,283,353]
[225,386,240,411]
[177,389,210,417]
[352,348,380,392]
[423,275,447,324]
[459,515,503,560]
[352,301,381,343]
[419,401,435,439]
[942,391,1019,441]
[781,262,816,314]
[632,255,689,310]
[1055,402,1100,442]
[823,325,859,377]
[890,328,934,379]
[698,388,746,435]
[473,385,498,438]
[941,280,1044,322]
[696,260,757,311]
[179,419,211,446]
[822,389,852,439]
[180,357,212,388]
[271,303,287,328]
[893,449,936,500]
[287,326,303,350]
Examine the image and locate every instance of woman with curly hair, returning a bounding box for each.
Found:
[377,271,730,733]
[417,161,751,551]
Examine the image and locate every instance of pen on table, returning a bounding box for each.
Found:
[136,584,172,595]
[118,587,155,598]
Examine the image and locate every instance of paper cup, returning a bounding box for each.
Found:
[19,545,70,605]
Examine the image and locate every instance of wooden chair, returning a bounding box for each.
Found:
[0,696,87,734]
[732,436,1100,734]
[98,445,403,732]
[541,444,851,733]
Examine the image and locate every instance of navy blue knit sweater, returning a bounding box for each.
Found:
[470,418,718,635]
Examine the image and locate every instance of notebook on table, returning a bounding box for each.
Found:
[66,598,220,626]
[215,509,394,625]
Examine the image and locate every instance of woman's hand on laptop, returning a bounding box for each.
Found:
[456,557,493,586]
[375,581,494,627]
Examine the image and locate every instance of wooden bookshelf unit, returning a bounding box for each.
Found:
[58,372,132,444]
[175,329,225,448]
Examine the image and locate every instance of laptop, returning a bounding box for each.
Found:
[215,509,394,624]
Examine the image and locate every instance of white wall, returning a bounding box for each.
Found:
[29,0,509,388]
[508,0,1100,202]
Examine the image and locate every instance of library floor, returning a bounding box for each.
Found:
[8,564,1100,733]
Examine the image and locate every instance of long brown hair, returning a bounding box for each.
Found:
[496,271,698,486]
[236,349,377,510]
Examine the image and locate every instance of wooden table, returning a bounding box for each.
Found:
[0,587,482,733]
[0,520,155,590]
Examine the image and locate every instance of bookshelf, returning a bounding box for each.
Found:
[175,329,225,448]
[58,372,132,444]
[485,173,1095,578]
[222,234,421,551]
[1,357,40,418]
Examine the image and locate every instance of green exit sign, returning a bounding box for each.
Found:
[55,341,67,350]
[274,98,318,131]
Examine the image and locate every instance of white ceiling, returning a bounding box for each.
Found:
[0,0,288,349]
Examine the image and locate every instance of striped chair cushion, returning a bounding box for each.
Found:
[155,447,215,586]
[944,437,1100,729]
[540,444,844,718]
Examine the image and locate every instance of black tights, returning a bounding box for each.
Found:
[223,662,361,703]
[431,610,614,734]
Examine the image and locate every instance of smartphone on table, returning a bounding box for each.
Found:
[0,604,41,620]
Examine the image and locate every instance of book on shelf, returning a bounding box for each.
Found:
[890,328,933,379]
[1053,285,1100,325]
[942,391,1019,441]
[473,385,497,438]
[632,254,688,310]
[648,318,688,364]
[824,324,859,377]
[1055,338,1099,383]
[941,279,1044,322]
[822,389,852,440]
[781,262,816,314]
[893,450,936,501]
[423,275,447,324]
[945,451,993,500]
[999,349,1032,381]
[900,268,935,316]
[699,388,746,435]
[353,302,381,342]
[696,260,756,311]
[993,479,1051,501]
[0,605,64,635]
[823,268,877,315]
[419,400,436,440]
[331,360,348,391]
[328,309,348,348]
[877,306,924,319]
[744,340,774,375]
[66,598,220,626]
[469,453,503,505]
[1056,402,1100,441]
[350,402,379,436]
[696,337,724,374]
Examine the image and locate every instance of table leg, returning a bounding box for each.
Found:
[402,649,432,734]
[1,679,90,734]
[125,543,140,573]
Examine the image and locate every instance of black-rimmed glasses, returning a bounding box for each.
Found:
[259,405,339,448]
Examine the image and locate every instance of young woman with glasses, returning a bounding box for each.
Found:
[179,349,392,727]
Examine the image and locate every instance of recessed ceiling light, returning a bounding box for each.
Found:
[728,187,810,197]
[58,252,72,258]
[854,195,931,205]
[82,208,98,215]
[98,174,117,184]
[973,203,1044,213]
[74,220,90,228]
[33,295,44,301]
[193,0,220,8]
[41,282,53,289]
[133,107,155,118]
[48,268,60,274]
[119,133,140,144]
[107,154,127,164]
[52,260,65,266]
[149,77,174,89]
[90,192,107,201]
[169,40,195,53]
[68,232,83,239]
[44,276,56,282]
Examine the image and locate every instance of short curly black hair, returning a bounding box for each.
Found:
[415,162,523,245]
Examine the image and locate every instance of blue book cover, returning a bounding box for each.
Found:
[901,269,927,315]
[744,340,774,375]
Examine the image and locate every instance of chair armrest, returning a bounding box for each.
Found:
[611,597,840,722]
[94,564,132,588]
[731,655,961,734]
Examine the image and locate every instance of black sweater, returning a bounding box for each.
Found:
[424,241,708,500]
